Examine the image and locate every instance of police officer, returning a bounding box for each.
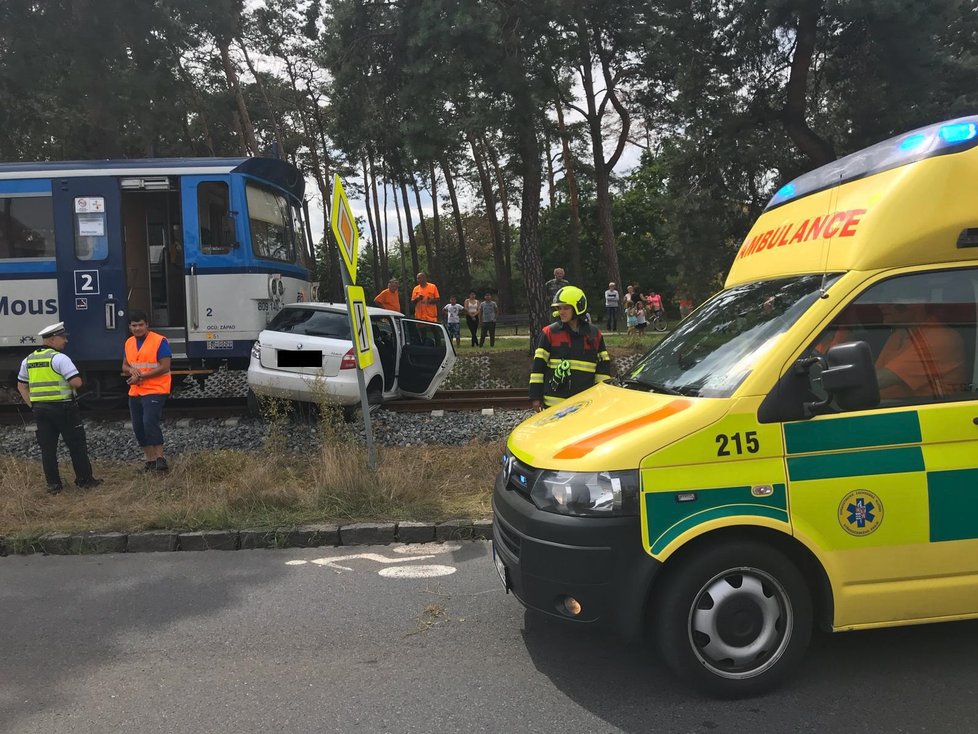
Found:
[529,286,611,411]
[16,322,102,494]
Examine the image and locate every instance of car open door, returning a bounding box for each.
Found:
[397,319,456,398]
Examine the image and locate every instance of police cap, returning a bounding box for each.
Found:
[38,321,68,338]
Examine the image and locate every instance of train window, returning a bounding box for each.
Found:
[0,195,55,259]
[197,182,233,254]
[73,196,108,260]
[247,185,295,263]
[291,204,311,269]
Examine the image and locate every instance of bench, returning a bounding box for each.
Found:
[495,313,529,335]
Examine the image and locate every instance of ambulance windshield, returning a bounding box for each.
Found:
[623,274,840,398]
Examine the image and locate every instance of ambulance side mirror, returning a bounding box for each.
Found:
[804,341,880,416]
[758,340,880,423]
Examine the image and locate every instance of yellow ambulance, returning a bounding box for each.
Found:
[492,116,978,697]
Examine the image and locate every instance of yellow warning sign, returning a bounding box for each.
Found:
[345,285,374,369]
[331,175,359,283]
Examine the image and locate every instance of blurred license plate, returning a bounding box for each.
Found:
[492,544,510,591]
[277,350,322,367]
[206,340,233,350]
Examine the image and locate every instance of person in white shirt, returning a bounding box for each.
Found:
[604,282,621,332]
[443,295,464,348]
[463,291,480,347]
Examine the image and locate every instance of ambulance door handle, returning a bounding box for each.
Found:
[973,417,978,426]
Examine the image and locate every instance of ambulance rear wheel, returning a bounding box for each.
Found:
[655,541,812,698]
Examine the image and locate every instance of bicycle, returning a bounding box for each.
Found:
[650,309,668,332]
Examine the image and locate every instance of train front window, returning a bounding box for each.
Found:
[0,195,55,259]
[197,182,233,255]
[247,184,294,263]
[291,203,311,269]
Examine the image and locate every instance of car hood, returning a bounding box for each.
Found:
[507,382,731,471]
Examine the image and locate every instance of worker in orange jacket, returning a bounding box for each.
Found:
[122,310,172,472]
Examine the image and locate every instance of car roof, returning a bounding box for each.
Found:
[279,301,403,318]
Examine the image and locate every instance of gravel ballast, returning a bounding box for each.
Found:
[0,407,531,463]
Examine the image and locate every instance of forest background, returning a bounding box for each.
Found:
[1,0,975,335]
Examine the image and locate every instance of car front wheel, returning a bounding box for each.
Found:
[655,541,812,698]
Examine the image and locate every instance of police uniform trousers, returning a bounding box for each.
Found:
[33,401,93,486]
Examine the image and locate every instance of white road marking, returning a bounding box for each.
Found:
[309,552,436,572]
[285,560,308,566]
[391,543,462,555]
[378,565,457,579]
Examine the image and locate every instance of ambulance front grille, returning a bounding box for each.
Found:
[494,515,521,559]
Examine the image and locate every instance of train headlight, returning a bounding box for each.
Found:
[250,341,261,360]
[530,470,640,517]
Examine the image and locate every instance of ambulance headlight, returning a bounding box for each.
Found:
[250,341,261,360]
[531,470,640,517]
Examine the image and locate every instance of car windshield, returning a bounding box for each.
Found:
[267,308,351,339]
[622,274,841,398]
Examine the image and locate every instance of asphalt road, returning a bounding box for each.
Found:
[2,542,976,733]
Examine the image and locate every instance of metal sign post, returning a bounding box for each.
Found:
[330,175,377,469]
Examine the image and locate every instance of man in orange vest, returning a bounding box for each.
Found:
[121,310,172,472]
[410,272,440,322]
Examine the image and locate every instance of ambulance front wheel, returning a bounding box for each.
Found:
[655,541,812,698]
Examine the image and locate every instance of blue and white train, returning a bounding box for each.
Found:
[0,157,317,399]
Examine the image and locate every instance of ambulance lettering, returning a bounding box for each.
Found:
[737,208,868,259]
[0,296,58,316]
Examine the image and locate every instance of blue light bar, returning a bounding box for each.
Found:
[939,122,977,144]
[765,116,978,211]
[899,133,927,151]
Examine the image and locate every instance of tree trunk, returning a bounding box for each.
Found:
[468,134,512,311]
[237,39,285,155]
[362,158,380,292]
[498,1,546,342]
[577,22,621,288]
[554,98,583,284]
[429,162,443,291]
[441,159,471,285]
[412,177,435,284]
[217,38,258,156]
[369,152,388,282]
[783,2,835,165]
[545,128,556,209]
[483,135,513,287]
[397,176,421,277]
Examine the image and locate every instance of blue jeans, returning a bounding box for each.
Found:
[129,394,167,446]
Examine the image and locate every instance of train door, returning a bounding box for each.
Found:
[119,177,185,356]
[51,176,126,363]
[180,175,242,357]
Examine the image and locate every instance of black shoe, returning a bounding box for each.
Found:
[46,483,63,495]
[140,460,154,473]
[75,478,103,489]
[153,457,170,473]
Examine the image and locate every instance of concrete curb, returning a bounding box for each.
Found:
[0,519,494,556]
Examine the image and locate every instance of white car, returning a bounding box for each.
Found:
[247,302,456,415]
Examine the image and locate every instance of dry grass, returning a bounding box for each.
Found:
[0,439,504,539]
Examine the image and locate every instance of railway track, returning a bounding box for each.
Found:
[0,390,530,425]
[385,388,530,413]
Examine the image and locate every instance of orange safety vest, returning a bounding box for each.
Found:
[125,331,172,396]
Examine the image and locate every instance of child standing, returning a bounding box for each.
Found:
[443,296,464,349]
[626,303,638,335]
[634,300,648,334]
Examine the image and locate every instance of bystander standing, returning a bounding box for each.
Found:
[443,296,463,348]
[374,278,401,312]
[16,322,102,494]
[478,292,498,347]
[122,310,172,473]
[411,272,440,322]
